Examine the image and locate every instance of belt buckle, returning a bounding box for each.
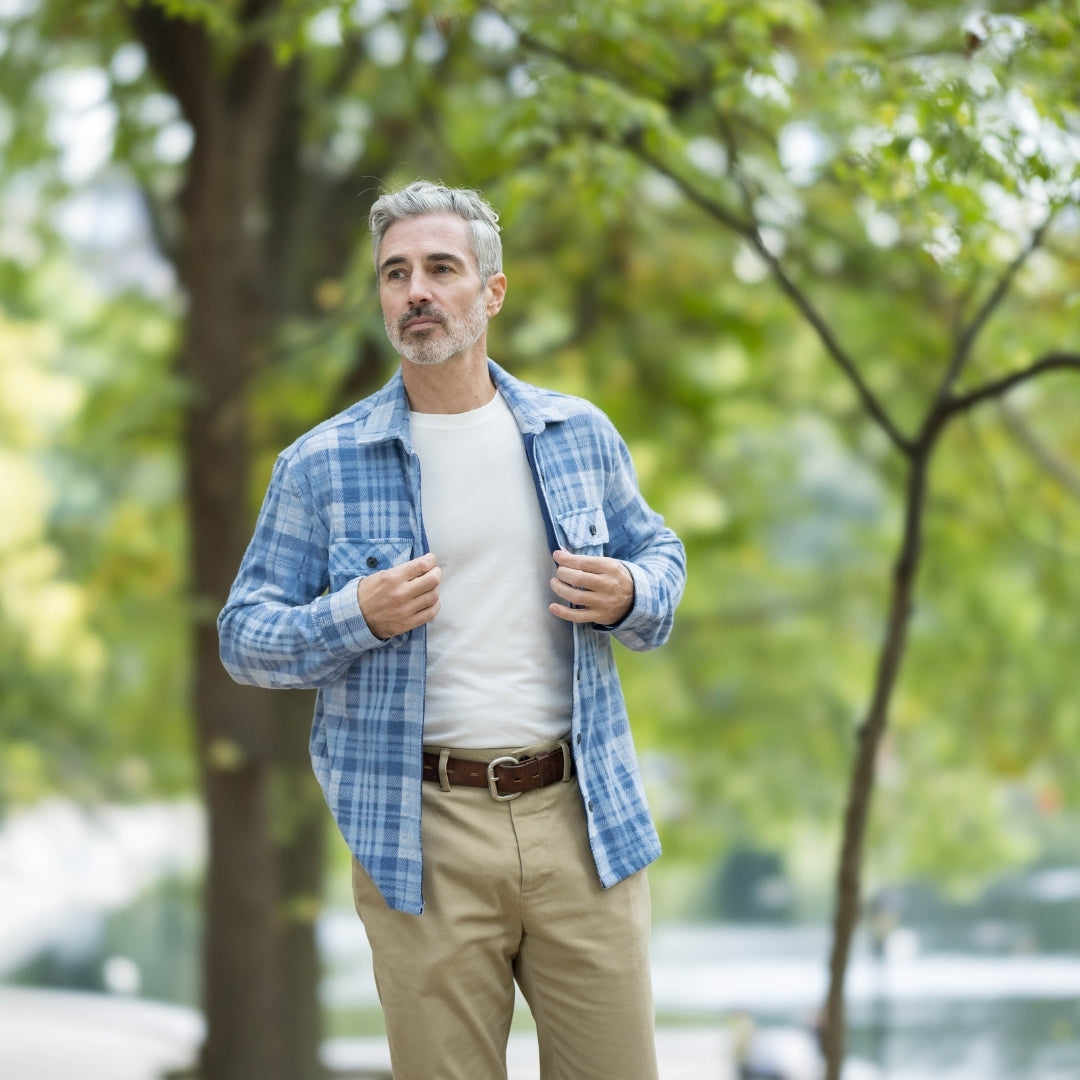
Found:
[486,755,523,802]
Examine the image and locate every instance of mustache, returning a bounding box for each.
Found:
[397,304,446,329]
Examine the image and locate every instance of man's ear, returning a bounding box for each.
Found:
[486,273,507,317]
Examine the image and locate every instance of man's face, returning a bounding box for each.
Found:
[377,213,503,367]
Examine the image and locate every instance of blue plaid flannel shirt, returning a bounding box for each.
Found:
[218,361,686,914]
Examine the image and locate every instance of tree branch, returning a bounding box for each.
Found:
[499,8,706,109]
[935,215,1054,405]
[627,135,913,454]
[497,7,917,451]
[623,129,751,233]
[944,352,1080,415]
[751,262,913,458]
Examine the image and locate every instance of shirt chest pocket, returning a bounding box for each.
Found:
[328,538,414,592]
[555,506,609,555]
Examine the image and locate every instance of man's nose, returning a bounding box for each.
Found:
[406,271,432,304]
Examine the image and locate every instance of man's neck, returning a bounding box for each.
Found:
[402,349,497,414]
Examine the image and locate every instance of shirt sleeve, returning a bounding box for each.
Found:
[217,453,383,689]
[598,421,687,652]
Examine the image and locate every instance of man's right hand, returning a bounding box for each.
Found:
[356,553,442,640]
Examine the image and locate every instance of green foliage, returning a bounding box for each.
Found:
[2,0,1078,904]
[0,254,191,808]
[484,0,1080,890]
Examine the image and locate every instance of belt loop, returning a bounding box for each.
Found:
[437,748,452,792]
[558,739,572,782]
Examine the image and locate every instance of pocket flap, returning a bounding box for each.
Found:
[328,537,413,589]
[556,507,609,550]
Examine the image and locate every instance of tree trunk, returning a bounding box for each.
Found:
[181,144,285,1079]
[130,7,508,1075]
[820,447,932,1080]
[270,688,326,1080]
[181,170,306,1078]
[130,5,326,1077]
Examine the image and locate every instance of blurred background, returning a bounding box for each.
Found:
[1,2,1079,1079]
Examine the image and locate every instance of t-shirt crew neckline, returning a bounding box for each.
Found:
[408,390,503,429]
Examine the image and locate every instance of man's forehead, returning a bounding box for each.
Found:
[381,213,474,260]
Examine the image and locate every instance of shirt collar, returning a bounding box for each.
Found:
[355,359,569,445]
[489,360,570,433]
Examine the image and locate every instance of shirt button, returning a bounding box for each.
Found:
[587,800,594,812]
[366,556,379,569]
[575,732,582,745]
[589,524,597,535]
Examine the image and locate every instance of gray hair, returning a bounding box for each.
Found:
[369,180,503,283]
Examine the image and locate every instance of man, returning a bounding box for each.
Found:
[218,180,686,1079]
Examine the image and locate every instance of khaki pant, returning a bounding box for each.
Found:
[351,742,659,1080]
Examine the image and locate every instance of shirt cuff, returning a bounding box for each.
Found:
[314,576,383,655]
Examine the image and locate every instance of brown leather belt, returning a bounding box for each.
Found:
[422,743,573,801]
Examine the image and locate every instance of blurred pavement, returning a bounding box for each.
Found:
[0,987,737,1080]
[0,988,201,1080]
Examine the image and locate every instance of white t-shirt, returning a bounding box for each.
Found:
[408,391,573,747]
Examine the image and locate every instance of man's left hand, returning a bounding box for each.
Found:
[549,549,634,626]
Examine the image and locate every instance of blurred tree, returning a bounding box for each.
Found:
[116,3,547,1075]
[0,2,527,1077]
[490,0,1080,1074]
[3,2,1080,1078]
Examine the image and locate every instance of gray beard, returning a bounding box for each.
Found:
[387,293,488,366]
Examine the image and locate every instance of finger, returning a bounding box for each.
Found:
[394,562,441,600]
[403,552,439,577]
[549,601,594,623]
[410,563,442,592]
[550,575,597,605]
[409,596,441,624]
[552,549,600,571]
[552,567,591,592]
